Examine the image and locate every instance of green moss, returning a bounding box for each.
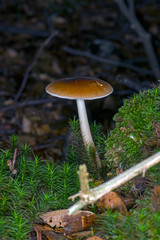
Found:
[98,197,160,240]
[67,118,107,178]
[94,86,160,239]
[0,140,79,239]
[2,87,160,239]
[105,86,160,170]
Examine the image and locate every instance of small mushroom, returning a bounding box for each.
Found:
[46,77,113,170]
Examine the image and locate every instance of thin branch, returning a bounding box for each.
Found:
[78,164,90,195]
[115,74,152,91]
[98,72,152,91]
[68,151,160,214]
[15,30,58,102]
[0,98,59,112]
[7,148,17,175]
[0,24,49,38]
[114,0,160,80]
[128,0,135,15]
[62,46,152,75]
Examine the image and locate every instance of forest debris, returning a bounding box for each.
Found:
[51,16,66,25]
[15,30,58,102]
[69,152,160,214]
[51,60,63,75]
[0,24,49,37]
[34,224,92,240]
[22,116,31,133]
[131,176,152,197]
[115,0,160,79]
[151,185,160,212]
[6,48,18,58]
[7,148,17,175]
[97,191,127,215]
[86,237,104,240]
[35,123,51,136]
[116,191,135,210]
[40,209,96,235]
[62,46,152,75]
[33,224,66,240]
[71,230,91,238]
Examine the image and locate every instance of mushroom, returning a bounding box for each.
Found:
[45,77,113,169]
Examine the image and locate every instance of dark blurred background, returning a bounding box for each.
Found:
[0,0,160,160]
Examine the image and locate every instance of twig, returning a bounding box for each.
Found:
[100,72,152,91]
[68,151,160,214]
[0,91,15,97]
[73,164,91,202]
[32,137,65,151]
[0,98,59,112]
[7,148,17,175]
[0,24,49,38]
[15,30,58,102]
[99,72,152,91]
[62,46,152,75]
[114,0,160,80]
[115,74,152,91]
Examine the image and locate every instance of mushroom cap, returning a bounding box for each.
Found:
[46,77,113,100]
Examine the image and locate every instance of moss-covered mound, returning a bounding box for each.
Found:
[100,86,160,239]
[105,86,160,170]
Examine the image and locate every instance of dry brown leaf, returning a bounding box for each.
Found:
[131,176,151,197]
[116,191,135,209]
[0,123,11,131]
[6,48,18,58]
[151,185,160,212]
[92,179,104,187]
[40,209,96,234]
[22,116,31,133]
[71,230,91,238]
[51,60,62,74]
[97,191,127,215]
[86,237,104,240]
[33,224,66,240]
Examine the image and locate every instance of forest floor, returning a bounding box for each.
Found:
[0,0,160,160]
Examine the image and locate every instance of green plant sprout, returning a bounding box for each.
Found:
[97,202,160,240]
[67,118,108,178]
[0,140,79,239]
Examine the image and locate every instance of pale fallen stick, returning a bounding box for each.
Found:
[69,151,160,214]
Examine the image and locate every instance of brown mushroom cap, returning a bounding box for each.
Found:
[46,77,113,100]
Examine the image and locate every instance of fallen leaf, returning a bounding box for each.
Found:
[22,116,31,133]
[51,60,62,75]
[97,191,127,215]
[151,185,160,212]
[131,176,151,197]
[86,237,104,240]
[116,191,135,209]
[71,230,91,238]
[92,179,104,187]
[6,48,18,58]
[40,209,96,234]
[33,224,66,240]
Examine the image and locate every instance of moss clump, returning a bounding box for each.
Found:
[98,202,160,240]
[0,136,79,239]
[105,86,160,170]
[67,118,107,178]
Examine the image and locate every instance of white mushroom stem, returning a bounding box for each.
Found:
[76,99,102,169]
